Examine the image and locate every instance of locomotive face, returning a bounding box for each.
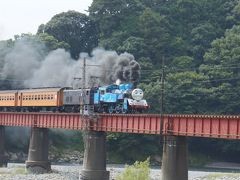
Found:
[131,88,144,101]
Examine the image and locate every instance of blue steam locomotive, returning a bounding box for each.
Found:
[64,83,149,114]
[92,83,149,113]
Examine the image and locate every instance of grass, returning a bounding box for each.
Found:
[0,166,27,176]
[204,173,240,179]
[14,167,27,175]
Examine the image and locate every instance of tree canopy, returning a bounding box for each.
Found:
[38,10,99,59]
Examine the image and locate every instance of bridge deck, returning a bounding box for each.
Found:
[0,112,239,139]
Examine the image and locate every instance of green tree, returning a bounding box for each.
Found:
[38,33,70,51]
[138,8,170,64]
[89,0,145,38]
[39,11,99,59]
[201,25,240,114]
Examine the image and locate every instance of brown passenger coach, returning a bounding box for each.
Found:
[0,88,65,111]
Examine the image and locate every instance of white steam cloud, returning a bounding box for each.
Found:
[1,38,141,89]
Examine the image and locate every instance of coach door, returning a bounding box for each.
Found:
[16,93,22,106]
[14,93,18,106]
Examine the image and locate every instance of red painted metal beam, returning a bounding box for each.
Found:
[0,112,239,139]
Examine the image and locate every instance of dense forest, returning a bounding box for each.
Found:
[1,0,240,164]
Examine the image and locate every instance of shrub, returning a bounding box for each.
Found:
[116,158,150,180]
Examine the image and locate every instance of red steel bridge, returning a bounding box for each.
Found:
[0,112,240,180]
[0,112,239,139]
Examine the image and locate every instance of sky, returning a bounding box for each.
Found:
[0,0,93,40]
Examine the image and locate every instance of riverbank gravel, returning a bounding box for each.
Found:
[0,163,240,180]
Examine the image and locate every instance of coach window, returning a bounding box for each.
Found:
[41,95,43,100]
[48,95,50,100]
[37,95,40,100]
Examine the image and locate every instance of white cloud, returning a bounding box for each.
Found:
[0,23,4,39]
[0,0,93,40]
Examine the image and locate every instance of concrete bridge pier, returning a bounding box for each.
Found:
[26,128,51,173]
[0,126,8,167]
[161,136,188,180]
[80,131,109,180]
